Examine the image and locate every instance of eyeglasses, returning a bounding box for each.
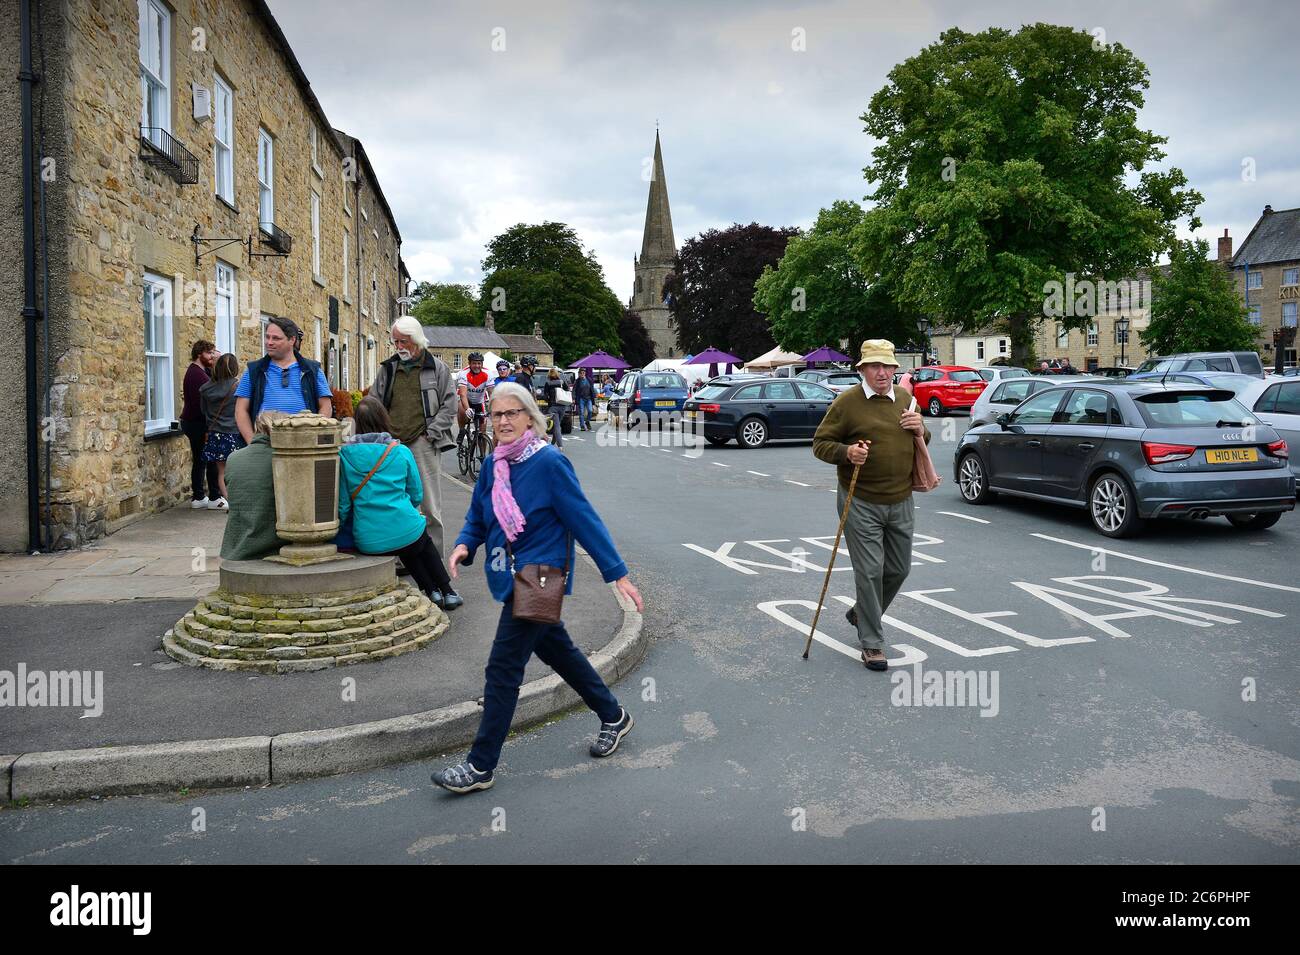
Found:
[489,408,526,423]
[280,367,291,387]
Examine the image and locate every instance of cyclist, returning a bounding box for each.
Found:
[457,353,492,450]
[491,359,513,390]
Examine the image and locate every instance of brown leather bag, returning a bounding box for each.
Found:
[505,536,569,625]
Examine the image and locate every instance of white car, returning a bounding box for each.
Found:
[969,374,1095,427]
[976,366,1032,383]
[1232,376,1300,485]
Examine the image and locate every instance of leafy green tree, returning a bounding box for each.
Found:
[618,309,656,368]
[665,222,799,359]
[1141,239,1257,355]
[410,282,481,327]
[855,23,1202,366]
[477,223,622,365]
[755,200,922,353]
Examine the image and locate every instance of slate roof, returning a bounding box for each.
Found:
[1233,207,1300,267]
[422,326,509,350]
[499,334,553,355]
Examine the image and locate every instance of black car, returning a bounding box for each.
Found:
[527,367,577,435]
[684,378,837,448]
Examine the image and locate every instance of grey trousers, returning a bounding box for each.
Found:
[837,487,915,652]
[408,435,445,554]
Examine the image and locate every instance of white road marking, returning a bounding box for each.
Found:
[570,436,586,442]
[1032,534,1300,594]
[660,448,673,453]
[785,480,810,487]
[747,470,769,477]
[903,588,1094,648]
[757,599,927,667]
[937,511,990,524]
[713,462,730,468]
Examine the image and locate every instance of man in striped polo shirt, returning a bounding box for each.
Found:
[233,317,333,443]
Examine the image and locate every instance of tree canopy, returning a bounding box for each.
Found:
[410,282,480,327]
[477,222,622,365]
[665,222,799,360]
[1141,239,1257,355]
[754,200,922,353]
[854,23,1202,365]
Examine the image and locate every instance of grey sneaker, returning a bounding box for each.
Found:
[430,761,494,794]
[590,708,633,758]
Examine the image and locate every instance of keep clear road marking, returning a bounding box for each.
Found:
[1033,533,1300,594]
[937,511,990,524]
[786,480,811,487]
[747,470,769,477]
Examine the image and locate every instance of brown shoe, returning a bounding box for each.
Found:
[861,649,888,672]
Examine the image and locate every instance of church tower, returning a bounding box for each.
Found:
[630,131,678,357]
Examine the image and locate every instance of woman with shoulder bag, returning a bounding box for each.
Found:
[338,396,462,611]
[199,353,246,510]
[432,382,644,794]
[543,367,565,448]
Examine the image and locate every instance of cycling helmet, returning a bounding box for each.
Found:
[496,360,510,370]
[467,352,484,362]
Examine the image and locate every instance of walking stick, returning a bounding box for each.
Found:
[802,442,866,660]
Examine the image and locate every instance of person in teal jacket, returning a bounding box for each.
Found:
[338,397,462,610]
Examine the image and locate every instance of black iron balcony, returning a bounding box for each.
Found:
[259,221,293,255]
[139,127,199,184]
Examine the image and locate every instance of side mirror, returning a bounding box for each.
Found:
[996,413,1011,429]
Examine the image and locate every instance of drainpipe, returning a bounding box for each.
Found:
[19,0,42,552]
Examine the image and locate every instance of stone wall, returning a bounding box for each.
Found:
[5,0,406,549]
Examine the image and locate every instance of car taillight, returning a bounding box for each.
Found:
[698,403,720,413]
[1142,441,1196,465]
[634,390,642,404]
[1266,439,1289,459]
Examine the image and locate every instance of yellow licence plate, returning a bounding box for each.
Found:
[1206,448,1258,464]
[655,400,676,407]
[685,410,697,420]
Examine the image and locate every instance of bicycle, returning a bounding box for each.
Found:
[457,406,493,478]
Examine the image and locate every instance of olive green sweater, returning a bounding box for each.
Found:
[219,435,284,561]
[813,385,931,504]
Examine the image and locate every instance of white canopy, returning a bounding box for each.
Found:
[744,347,803,371]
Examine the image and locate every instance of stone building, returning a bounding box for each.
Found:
[1029,268,1158,371]
[1230,205,1300,370]
[629,131,678,358]
[422,320,554,372]
[0,0,406,551]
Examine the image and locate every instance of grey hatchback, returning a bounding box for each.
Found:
[954,381,1295,537]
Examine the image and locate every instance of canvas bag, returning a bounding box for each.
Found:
[904,393,941,492]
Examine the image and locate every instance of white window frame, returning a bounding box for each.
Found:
[342,332,350,389]
[143,272,174,435]
[1283,302,1298,329]
[314,319,323,362]
[453,352,462,370]
[998,338,1008,355]
[309,125,321,176]
[257,128,274,229]
[213,73,234,203]
[215,260,236,355]
[1056,324,1069,348]
[1283,268,1299,287]
[343,229,350,299]
[1087,322,1098,347]
[1248,271,1263,290]
[342,171,351,215]
[138,0,170,140]
[311,191,321,278]
[976,340,985,361]
[1248,305,1262,326]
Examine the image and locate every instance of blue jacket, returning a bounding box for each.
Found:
[456,444,628,602]
[244,350,328,418]
[337,432,426,554]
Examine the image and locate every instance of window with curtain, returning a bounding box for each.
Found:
[137,0,170,142]
[258,128,274,228]
[143,272,173,434]
[213,74,234,202]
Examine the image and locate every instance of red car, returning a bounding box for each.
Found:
[910,365,987,416]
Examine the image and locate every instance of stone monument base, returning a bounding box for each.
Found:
[163,555,448,673]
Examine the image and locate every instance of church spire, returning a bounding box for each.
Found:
[639,130,675,265]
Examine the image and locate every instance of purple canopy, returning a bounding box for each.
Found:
[572,349,629,370]
[685,346,741,365]
[802,346,851,364]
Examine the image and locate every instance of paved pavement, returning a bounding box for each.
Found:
[3,417,1297,862]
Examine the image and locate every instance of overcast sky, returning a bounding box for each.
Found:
[270,0,1298,302]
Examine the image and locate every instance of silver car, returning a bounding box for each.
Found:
[954,380,1295,537]
[969,374,1096,427]
[1234,376,1300,487]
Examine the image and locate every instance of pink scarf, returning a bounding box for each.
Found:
[491,429,546,541]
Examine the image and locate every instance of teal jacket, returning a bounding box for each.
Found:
[337,432,427,554]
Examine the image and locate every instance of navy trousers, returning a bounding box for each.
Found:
[468,601,621,773]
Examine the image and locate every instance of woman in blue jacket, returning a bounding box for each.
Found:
[338,397,462,610]
[431,382,644,794]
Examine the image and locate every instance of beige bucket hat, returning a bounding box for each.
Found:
[855,339,900,368]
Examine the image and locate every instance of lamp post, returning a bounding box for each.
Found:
[1117,317,1129,367]
[918,317,931,365]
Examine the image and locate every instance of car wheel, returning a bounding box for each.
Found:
[1226,511,1282,531]
[706,435,729,447]
[1089,472,1145,538]
[957,452,996,504]
[927,396,943,417]
[737,416,768,449]
[561,415,572,435]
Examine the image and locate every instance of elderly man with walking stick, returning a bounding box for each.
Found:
[811,340,933,671]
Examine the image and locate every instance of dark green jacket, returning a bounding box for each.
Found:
[220,435,283,561]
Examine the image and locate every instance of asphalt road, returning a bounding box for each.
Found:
[4,416,1298,863]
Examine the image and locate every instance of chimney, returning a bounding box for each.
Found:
[1263,204,1274,216]
[483,310,495,332]
[533,321,543,338]
[1218,228,1233,262]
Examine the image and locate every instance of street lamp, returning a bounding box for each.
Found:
[1117,317,1129,367]
[918,317,931,365]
